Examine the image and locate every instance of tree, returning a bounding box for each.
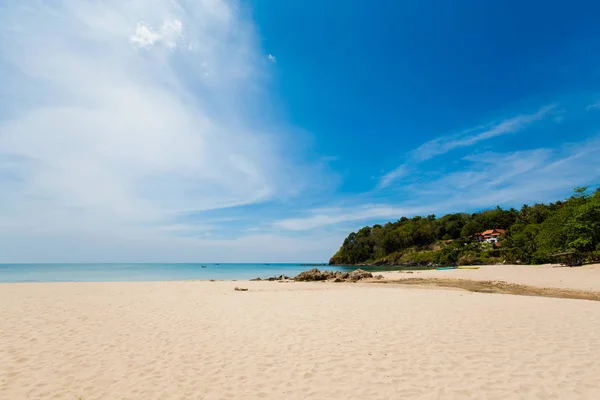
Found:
[461,221,483,238]
[565,196,600,252]
[329,188,600,266]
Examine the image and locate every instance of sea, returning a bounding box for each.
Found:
[0,263,380,283]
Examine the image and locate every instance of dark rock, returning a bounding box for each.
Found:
[348,269,373,281]
[293,268,374,282]
[250,277,262,281]
[322,270,336,280]
[294,268,327,281]
[373,274,384,280]
[234,287,248,291]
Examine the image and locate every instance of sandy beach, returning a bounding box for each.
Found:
[378,263,600,292]
[2,266,600,400]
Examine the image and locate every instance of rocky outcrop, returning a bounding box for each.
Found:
[293,268,327,281]
[293,268,373,282]
[347,269,373,281]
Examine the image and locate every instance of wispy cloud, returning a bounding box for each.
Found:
[377,164,409,190]
[417,138,600,208]
[0,1,308,254]
[267,54,277,63]
[278,135,600,231]
[377,105,556,188]
[412,105,556,161]
[275,205,425,231]
[586,101,600,111]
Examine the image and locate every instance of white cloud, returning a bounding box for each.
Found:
[130,22,163,47]
[130,19,184,49]
[377,105,556,188]
[0,0,312,260]
[267,54,276,62]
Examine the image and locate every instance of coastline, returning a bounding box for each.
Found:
[3,263,599,293]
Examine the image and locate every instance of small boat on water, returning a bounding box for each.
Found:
[436,266,458,270]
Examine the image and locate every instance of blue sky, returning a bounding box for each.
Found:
[1,0,600,262]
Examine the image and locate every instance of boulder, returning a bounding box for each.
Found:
[294,268,327,281]
[234,287,248,291]
[322,271,337,280]
[294,268,373,282]
[348,269,373,281]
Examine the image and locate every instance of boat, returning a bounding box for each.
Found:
[457,266,480,270]
[436,266,458,270]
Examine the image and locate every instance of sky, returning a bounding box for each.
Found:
[1,0,600,262]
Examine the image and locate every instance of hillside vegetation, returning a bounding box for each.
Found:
[329,187,600,266]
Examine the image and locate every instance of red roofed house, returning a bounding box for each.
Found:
[474,229,506,244]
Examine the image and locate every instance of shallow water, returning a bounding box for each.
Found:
[0,263,336,282]
[0,263,434,283]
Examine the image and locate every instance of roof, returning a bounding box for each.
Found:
[474,229,507,239]
[479,228,505,236]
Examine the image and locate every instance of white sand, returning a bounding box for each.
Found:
[2,280,600,400]
[379,263,600,291]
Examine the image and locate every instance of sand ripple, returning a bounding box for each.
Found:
[1,281,600,399]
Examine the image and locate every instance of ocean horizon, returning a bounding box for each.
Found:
[0,263,370,283]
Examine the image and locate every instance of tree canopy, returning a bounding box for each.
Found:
[329,188,600,266]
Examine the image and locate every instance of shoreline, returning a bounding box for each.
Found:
[2,264,600,303]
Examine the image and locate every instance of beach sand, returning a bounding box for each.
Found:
[2,272,600,399]
[378,263,600,291]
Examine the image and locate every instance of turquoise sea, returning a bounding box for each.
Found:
[0,263,373,283]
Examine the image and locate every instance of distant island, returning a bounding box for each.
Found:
[329,187,600,266]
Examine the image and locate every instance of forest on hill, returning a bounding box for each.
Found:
[329,187,600,266]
